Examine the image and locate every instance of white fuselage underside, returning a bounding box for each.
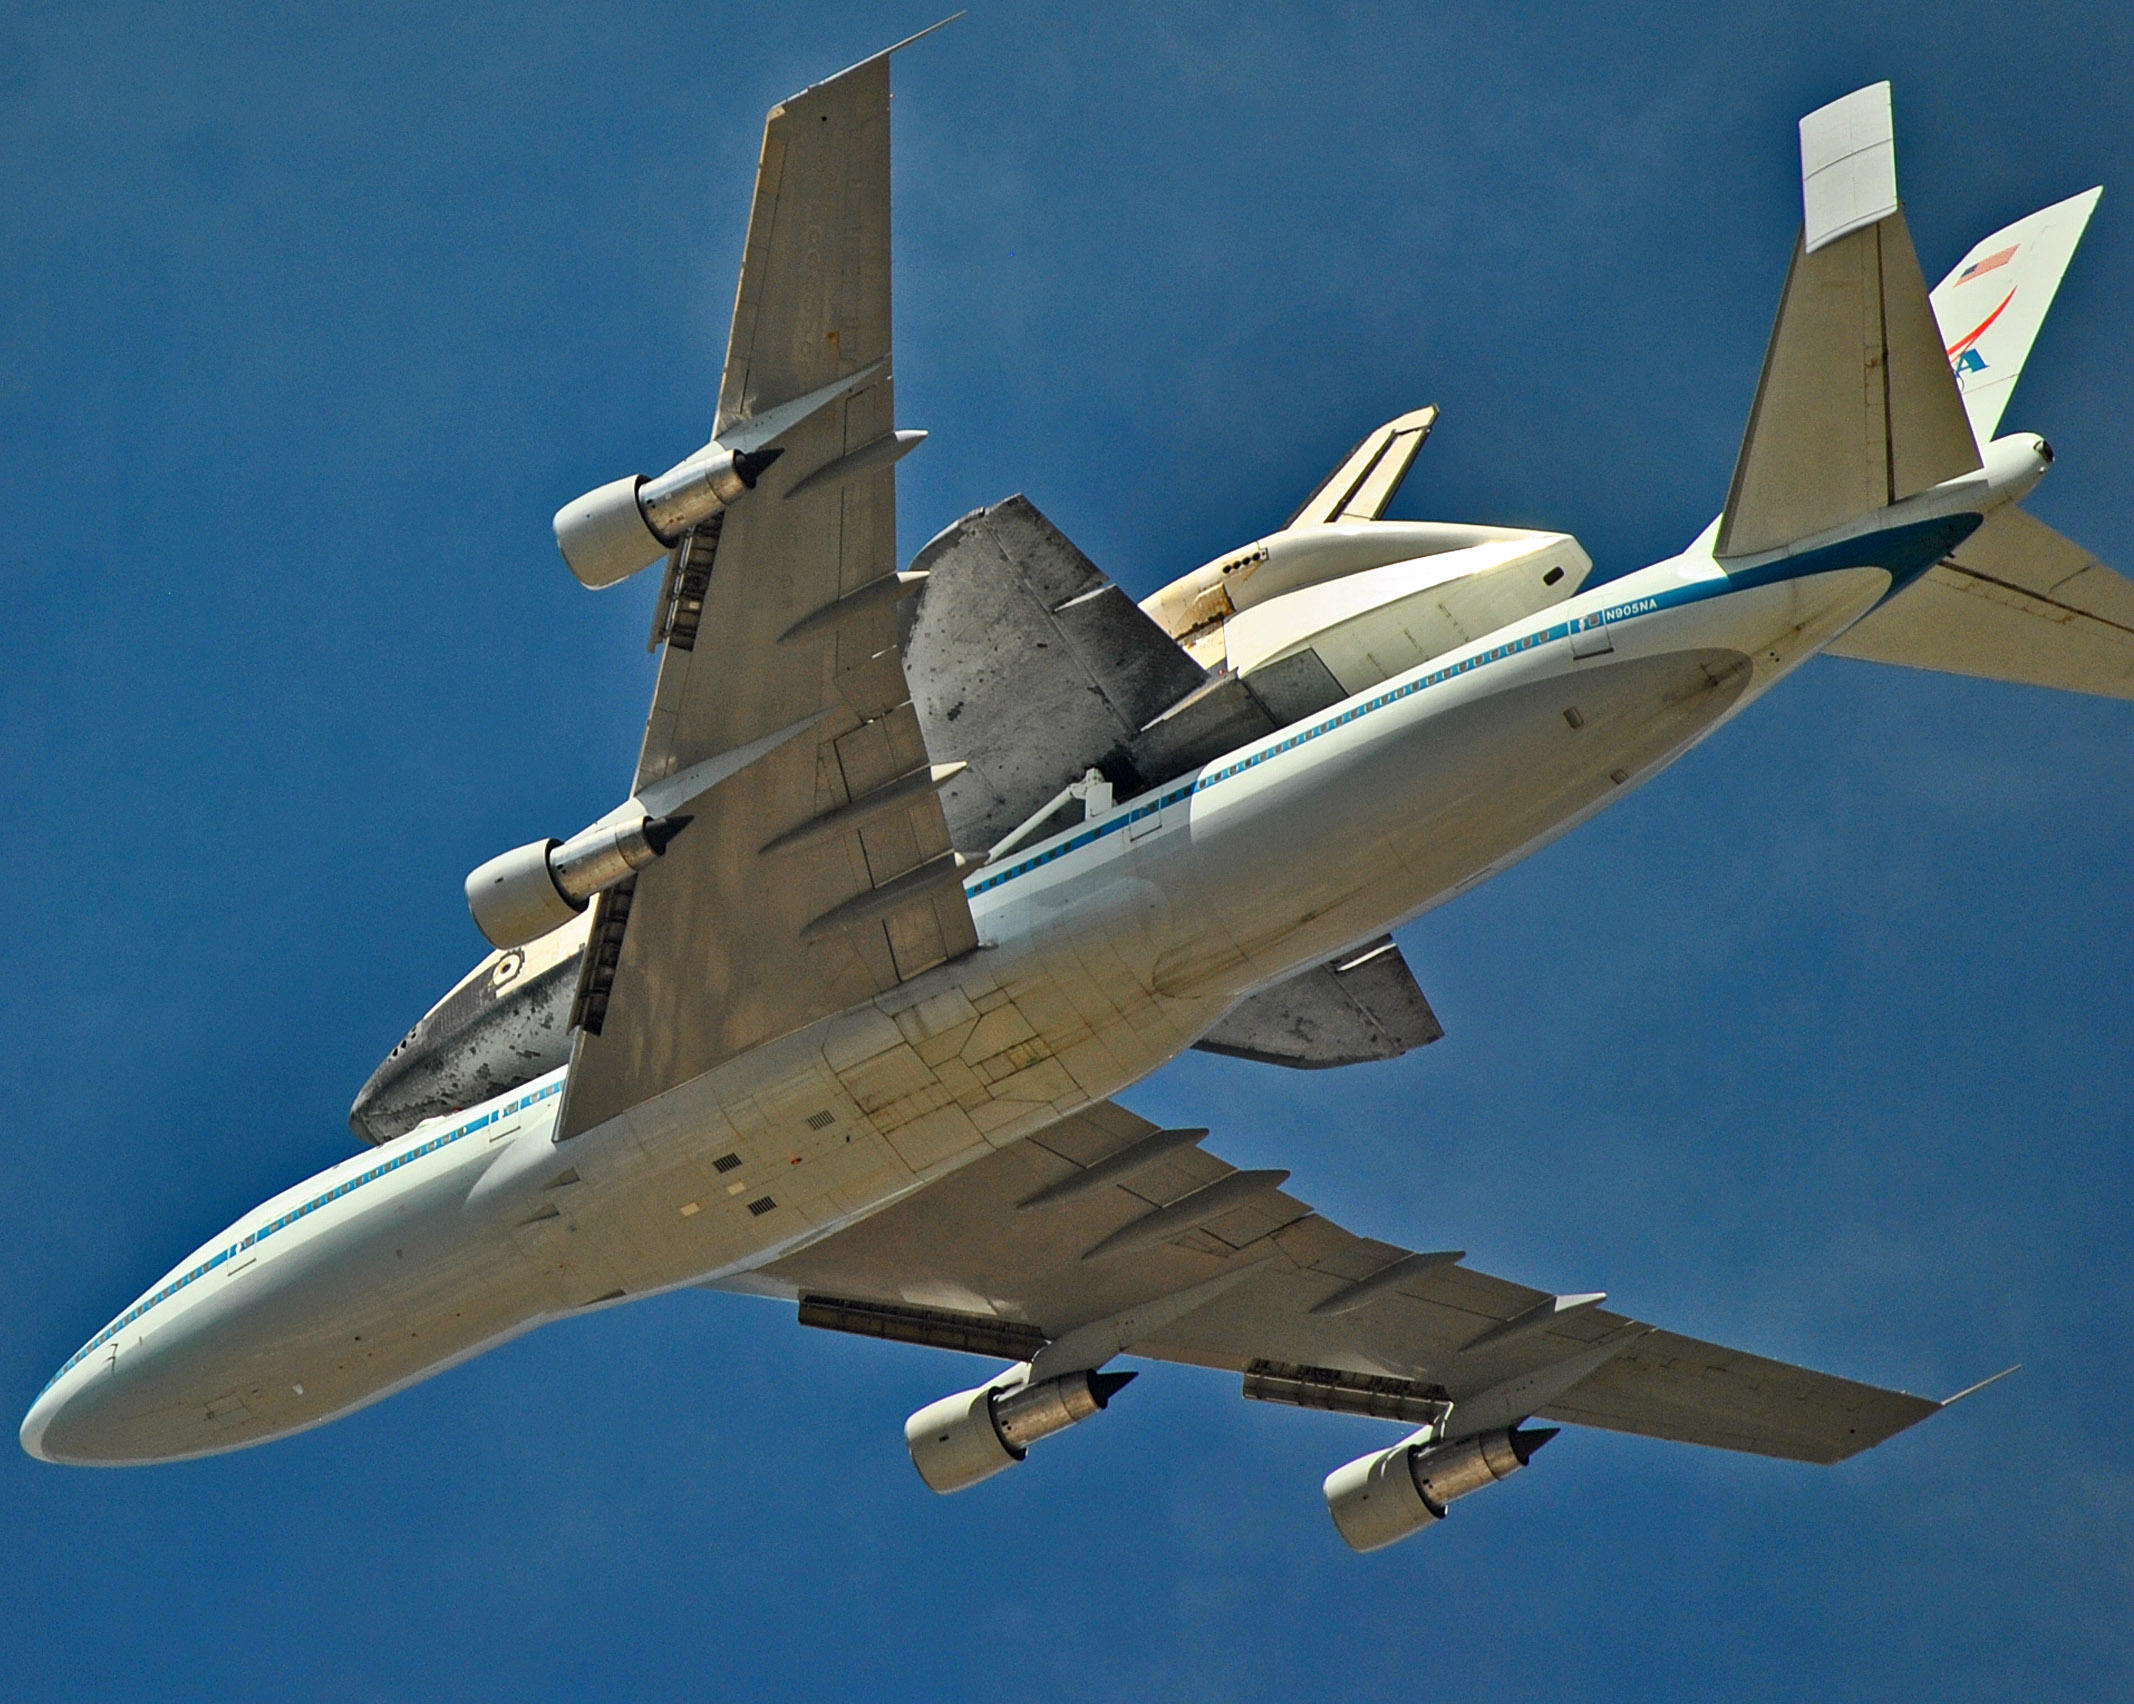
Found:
[23,543,1903,1466]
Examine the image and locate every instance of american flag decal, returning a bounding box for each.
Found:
[1957,244,2018,284]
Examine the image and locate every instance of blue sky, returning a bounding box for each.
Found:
[3,1,2130,1697]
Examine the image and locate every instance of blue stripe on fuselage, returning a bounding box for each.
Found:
[1716,513,1983,604]
[968,511,1986,905]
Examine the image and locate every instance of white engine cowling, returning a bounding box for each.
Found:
[1323,1424,1556,1553]
[904,1366,1136,1494]
[553,445,780,590]
[464,812,690,950]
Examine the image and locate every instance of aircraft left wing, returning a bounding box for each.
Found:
[559,46,975,1140]
[756,1101,1940,1465]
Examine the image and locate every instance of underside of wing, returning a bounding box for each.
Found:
[901,496,1213,855]
[750,1100,1940,1466]
[559,49,975,1141]
[902,495,1354,863]
[1827,502,2134,699]
[1192,936,1444,1069]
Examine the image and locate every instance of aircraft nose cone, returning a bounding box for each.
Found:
[19,1369,101,1466]
[20,1347,219,1467]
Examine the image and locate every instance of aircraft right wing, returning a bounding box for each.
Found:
[1827,502,2134,699]
[758,1100,1941,1465]
[557,42,976,1142]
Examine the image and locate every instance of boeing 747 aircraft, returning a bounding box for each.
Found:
[24,42,2126,1552]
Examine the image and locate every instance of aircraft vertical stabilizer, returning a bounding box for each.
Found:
[1931,187,2103,445]
[1715,84,1981,559]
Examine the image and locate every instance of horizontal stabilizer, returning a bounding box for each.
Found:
[1717,85,1981,559]
[1932,187,2103,445]
[1828,503,2134,698]
[1194,936,1444,1069]
[1800,82,1899,253]
[1286,407,1438,529]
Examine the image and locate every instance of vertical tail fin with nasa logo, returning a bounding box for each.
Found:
[1828,184,2134,698]
[1716,82,2131,698]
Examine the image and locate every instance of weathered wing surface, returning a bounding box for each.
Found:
[901,495,1348,860]
[902,496,1211,854]
[1194,936,1444,1069]
[559,50,976,1141]
[757,1102,1939,1464]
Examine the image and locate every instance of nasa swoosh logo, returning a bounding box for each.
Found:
[1946,287,2016,374]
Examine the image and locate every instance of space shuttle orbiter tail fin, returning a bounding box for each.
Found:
[1285,406,1438,529]
[1715,84,1981,560]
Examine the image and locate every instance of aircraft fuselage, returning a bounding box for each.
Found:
[22,442,2044,1465]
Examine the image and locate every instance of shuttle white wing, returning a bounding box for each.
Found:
[558,45,976,1141]
[760,1101,1940,1464]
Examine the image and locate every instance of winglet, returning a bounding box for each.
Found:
[1801,82,1897,253]
[1940,1363,2021,1408]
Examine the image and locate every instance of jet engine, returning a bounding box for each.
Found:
[464,811,691,950]
[1322,1424,1556,1553]
[553,443,782,590]
[904,1366,1137,1494]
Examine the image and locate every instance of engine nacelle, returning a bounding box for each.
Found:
[464,811,690,950]
[904,1365,1136,1494]
[1323,1424,1556,1553]
[553,444,781,590]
